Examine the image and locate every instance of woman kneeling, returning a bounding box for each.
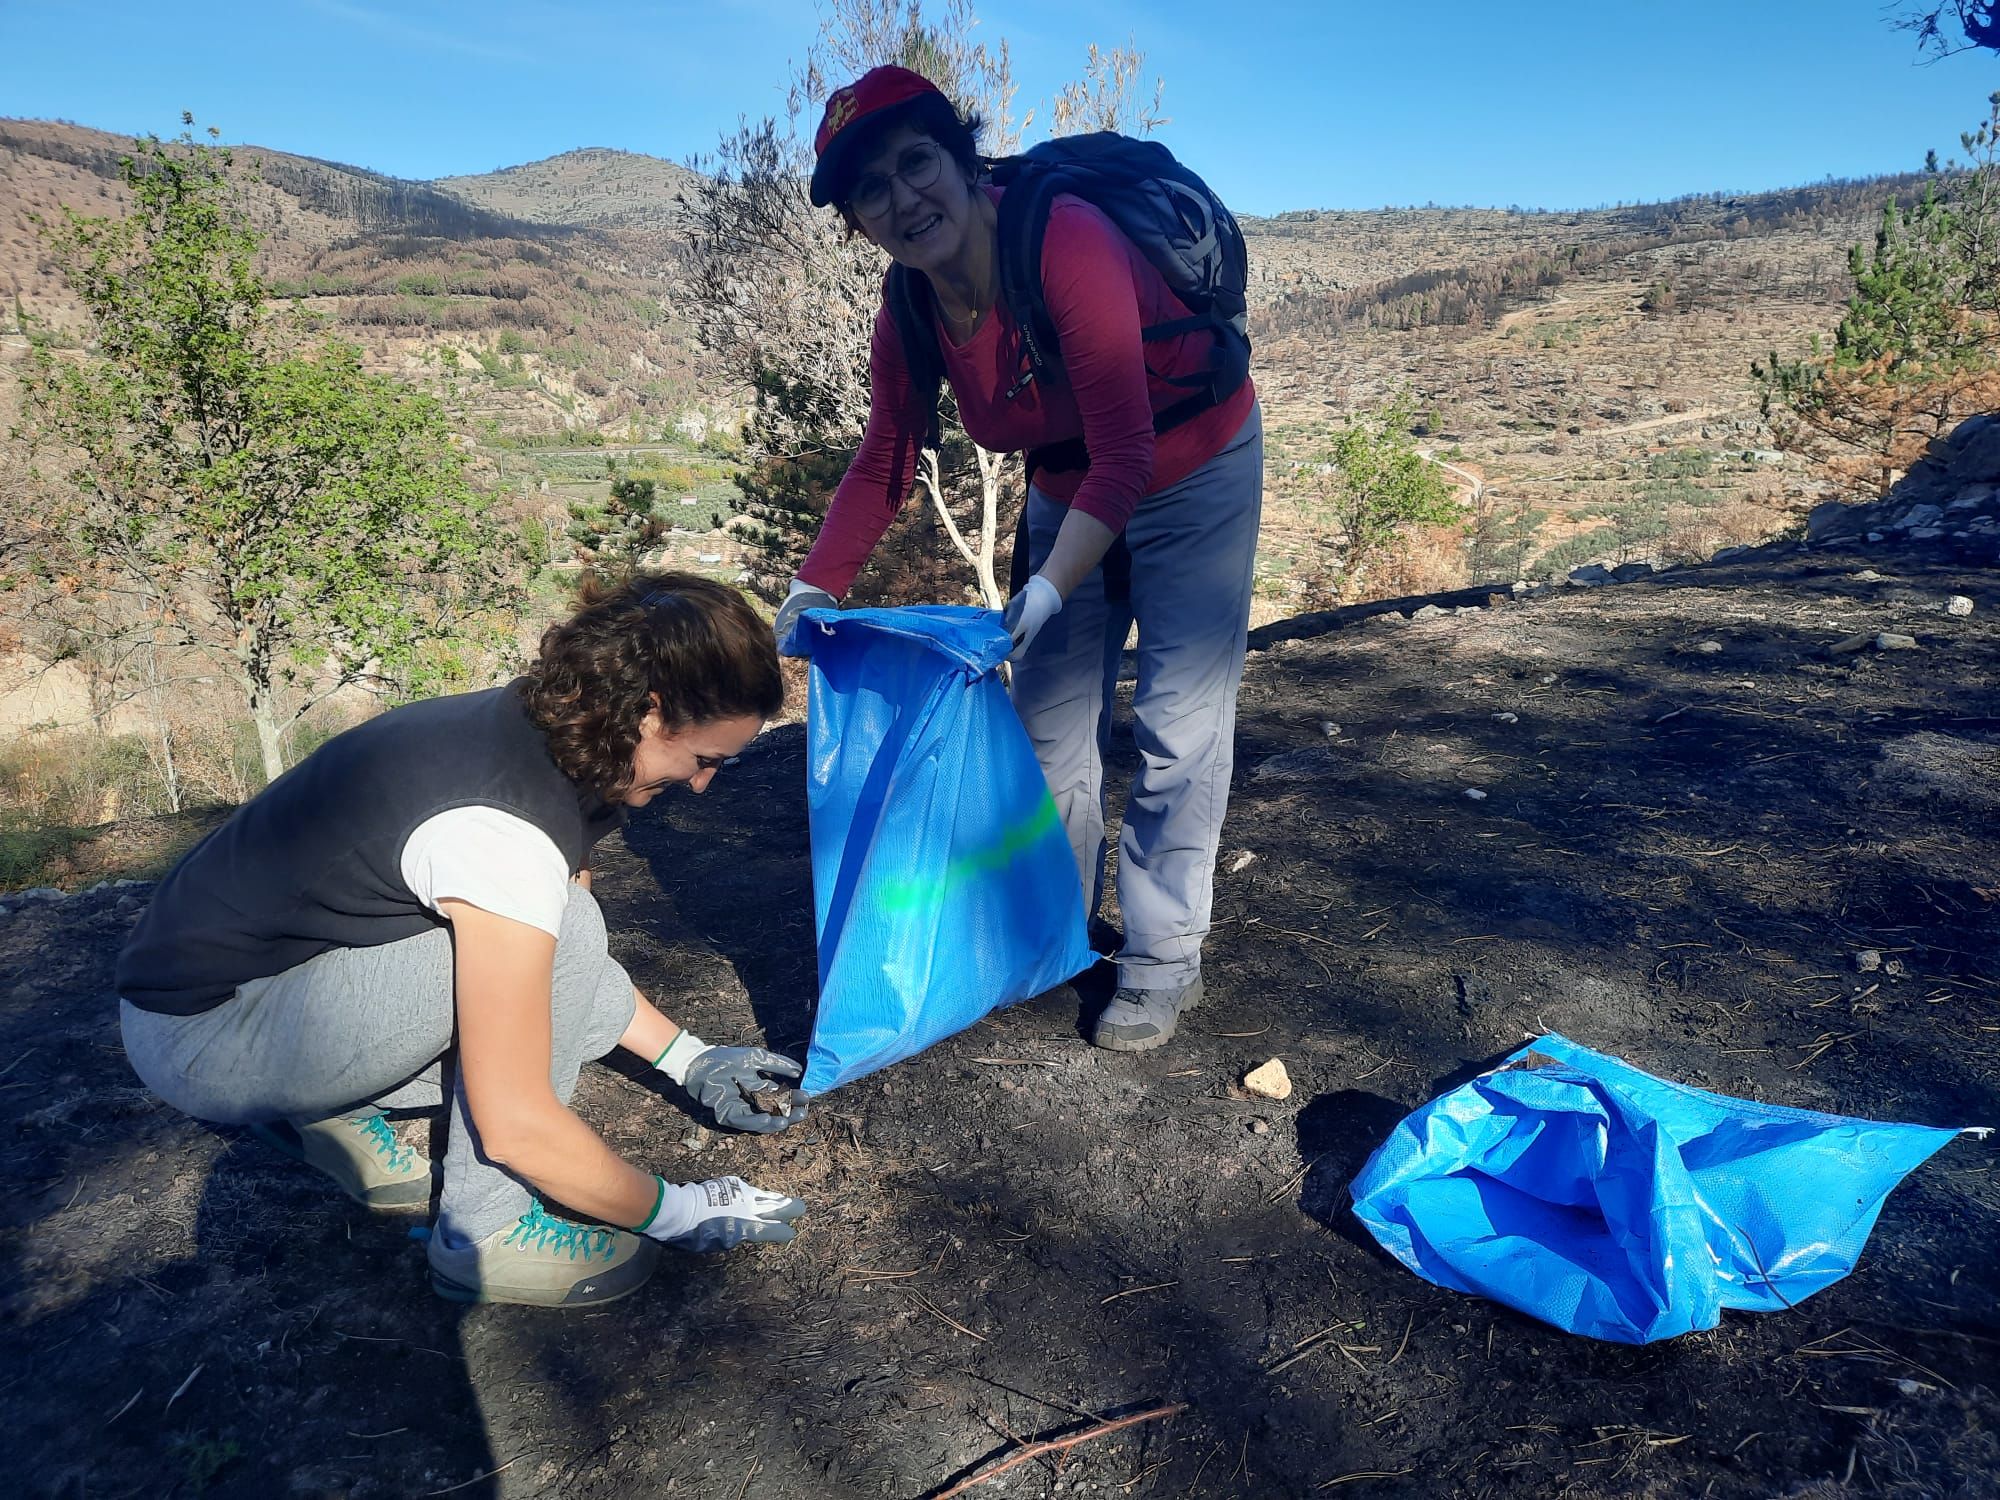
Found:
[117,573,807,1307]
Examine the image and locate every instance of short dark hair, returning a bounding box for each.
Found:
[521,571,783,800]
[832,94,985,234]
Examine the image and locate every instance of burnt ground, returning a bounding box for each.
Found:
[4,538,1998,1500]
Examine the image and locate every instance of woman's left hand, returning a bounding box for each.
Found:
[1003,574,1063,660]
[677,1043,810,1133]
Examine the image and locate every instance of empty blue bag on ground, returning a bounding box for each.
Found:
[788,605,1092,1094]
[1349,1033,1980,1344]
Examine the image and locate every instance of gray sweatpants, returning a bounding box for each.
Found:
[1012,403,1264,991]
[119,884,638,1244]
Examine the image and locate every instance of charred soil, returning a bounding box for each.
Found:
[3,538,1996,1499]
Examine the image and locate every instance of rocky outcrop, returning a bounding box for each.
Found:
[1804,412,2000,558]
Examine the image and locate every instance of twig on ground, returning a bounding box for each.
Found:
[929,1403,1189,1498]
[163,1363,203,1414]
[105,1387,144,1426]
[1268,1153,1326,1203]
[1387,1312,1415,1367]
[909,1292,989,1344]
[1319,1469,1415,1489]
[1101,1280,1178,1305]
[952,1368,1103,1423]
[967,1057,1060,1068]
[420,1457,519,1496]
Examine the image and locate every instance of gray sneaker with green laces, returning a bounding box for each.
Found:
[428,1204,661,1306]
[248,1113,435,1209]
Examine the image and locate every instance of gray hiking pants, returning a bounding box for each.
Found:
[119,883,638,1244]
[1012,403,1264,991]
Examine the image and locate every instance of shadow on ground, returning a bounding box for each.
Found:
[5,538,1997,1498]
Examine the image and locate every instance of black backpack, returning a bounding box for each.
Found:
[884,131,1251,478]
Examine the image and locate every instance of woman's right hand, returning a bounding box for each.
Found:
[773,578,838,655]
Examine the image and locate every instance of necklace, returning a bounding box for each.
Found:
[939,290,988,339]
[935,255,998,340]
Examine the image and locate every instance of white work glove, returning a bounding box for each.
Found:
[1003,573,1062,661]
[637,1174,808,1251]
[773,577,837,656]
[655,1029,809,1134]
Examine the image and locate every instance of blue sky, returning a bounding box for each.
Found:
[1,0,1993,215]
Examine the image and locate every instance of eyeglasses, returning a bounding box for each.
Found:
[848,142,944,220]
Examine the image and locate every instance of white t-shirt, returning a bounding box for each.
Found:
[399,805,572,936]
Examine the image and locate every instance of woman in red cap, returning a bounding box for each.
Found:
[774,66,1262,1054]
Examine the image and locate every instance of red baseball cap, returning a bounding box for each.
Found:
[809,65,948,207]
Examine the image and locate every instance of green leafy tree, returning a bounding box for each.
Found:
[567,475,665,579]
[1754,94,2000,496]
[1305,392,1463,601]
[13,121,517,786]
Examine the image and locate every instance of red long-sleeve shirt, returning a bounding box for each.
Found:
[798,190,1257,597]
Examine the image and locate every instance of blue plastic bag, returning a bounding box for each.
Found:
[1349,1033,1977,1343]
[789,605,1092,1094]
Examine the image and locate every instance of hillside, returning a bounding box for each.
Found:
[435,147,703,230]
[0,118,1919,596]
[0,120,698,442]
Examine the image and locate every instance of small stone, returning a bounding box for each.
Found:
[1865,532,1885,544]
[1243,1058,1292,1101]
[1319,720,1341,738]
[1695,640,1724,654]
[1909,527,1946,541]
[15,887,65,904]
[1874,632,1918,650]
[1883,958,1908,979]
[681,1123,713,1154]
[1852,570,1884,582]
[1854,949,1882,972]
[1491,712,1518,724]
[1538,673,1558,686]
[1464,788,1488,801]
[1410,603,1447,620]
[1946,595,1974,617]
[1227,850,1258,874]
[1249,1119,1271,1136]
[1898,503,1946,529]
[1511,580,1534,593]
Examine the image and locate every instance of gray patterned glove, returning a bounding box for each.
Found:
[656,1032,809,1134]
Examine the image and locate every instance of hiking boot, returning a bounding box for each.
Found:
[250,1113,434,1210]
[427,1203,660,1307]
[1093,976,1204,1052]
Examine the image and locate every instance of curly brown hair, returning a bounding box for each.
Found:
[521,572,783,799]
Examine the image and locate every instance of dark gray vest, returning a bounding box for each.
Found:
[117,681,623,1015]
